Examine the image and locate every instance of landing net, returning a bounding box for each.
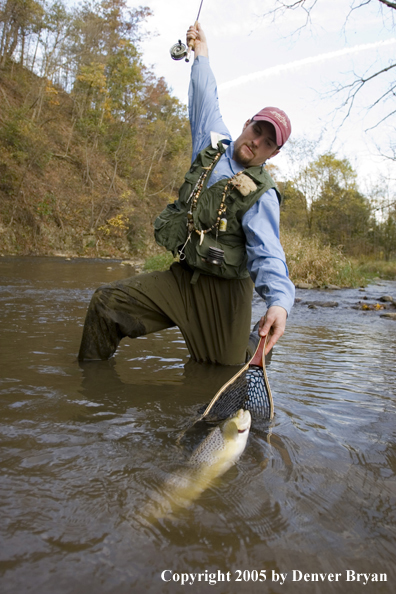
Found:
[177,336,274,443]
[198,335,274,423]
[198,366,272,422]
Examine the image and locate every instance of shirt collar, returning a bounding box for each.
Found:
[226,141,247,175]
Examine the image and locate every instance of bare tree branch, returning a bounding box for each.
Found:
[327,62,396,130]
[368,82,396,109]
[378,0,396,9]
[336,62,396,98]
[344,1,372,27]
[365,107,396,131]
[260,0,396,134]
[259,0,319,34]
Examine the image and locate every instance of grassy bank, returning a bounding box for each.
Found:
[281,230,367,287]
[142,230,396,286]
[143,251,175,273]
[353,259,396,281]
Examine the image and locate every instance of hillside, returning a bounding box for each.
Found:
[0,63,191,260]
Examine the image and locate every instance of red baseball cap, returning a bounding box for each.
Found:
[252,107,291,147]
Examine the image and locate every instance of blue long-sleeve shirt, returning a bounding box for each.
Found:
[188,56,295,315]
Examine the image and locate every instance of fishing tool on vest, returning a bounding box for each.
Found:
[206,246,225,266]
[170,0,204,62]
[180,152,252,267]
[176,334,274,442]
[178,147,223,262]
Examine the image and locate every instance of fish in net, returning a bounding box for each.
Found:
[177,335,273,442]
[197,334,273,423]
[197,364,272,422]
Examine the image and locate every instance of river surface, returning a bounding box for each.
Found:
[0,256,395,594]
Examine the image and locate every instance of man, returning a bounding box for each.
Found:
[78,23,294,365]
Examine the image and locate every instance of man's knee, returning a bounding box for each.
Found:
[88,285,127,323]
[79,285,126,361]
[90,285,113,309]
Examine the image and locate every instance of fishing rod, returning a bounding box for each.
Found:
[169,0,204,62]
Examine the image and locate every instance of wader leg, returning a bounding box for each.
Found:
[78,273,177,361]
[78,262,254,365]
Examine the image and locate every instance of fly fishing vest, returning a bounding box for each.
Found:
[154,141,280,281]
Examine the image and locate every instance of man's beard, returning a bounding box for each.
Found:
[233,142,255,166]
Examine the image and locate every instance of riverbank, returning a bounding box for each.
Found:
[2,247,395,289]
[141,241,396,288]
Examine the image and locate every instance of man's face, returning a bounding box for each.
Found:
[233,120,280,167]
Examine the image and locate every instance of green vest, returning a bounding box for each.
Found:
[154,141,280,280]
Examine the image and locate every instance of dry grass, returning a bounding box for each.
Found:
[282,229,366,287]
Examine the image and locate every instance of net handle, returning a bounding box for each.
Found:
[261,335,274,420]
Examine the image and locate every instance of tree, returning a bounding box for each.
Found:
[0,0,44,66]
[260,1,396,142]
[281,150,374,254]
[279,180,309,234]
[280,138,329,233]
[368,177,396,258]
[313,183,372,255]
[378,210,396,260]
[31,1,71,120]
[0,0,192,254]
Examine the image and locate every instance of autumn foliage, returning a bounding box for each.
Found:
[0,0,191,257]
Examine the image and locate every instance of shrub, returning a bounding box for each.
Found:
[282,229,366,287]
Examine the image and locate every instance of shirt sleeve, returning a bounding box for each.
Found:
[242,189,295,315]
[188,56,231,162]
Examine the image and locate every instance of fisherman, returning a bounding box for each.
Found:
[78,23,295,365]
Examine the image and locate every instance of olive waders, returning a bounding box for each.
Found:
[78,262,256,365]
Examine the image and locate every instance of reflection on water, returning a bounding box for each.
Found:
[0,257,395,594]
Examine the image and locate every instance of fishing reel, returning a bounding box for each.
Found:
[170,0,203,62]
[170,40,188,61]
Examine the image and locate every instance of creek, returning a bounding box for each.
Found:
[0,257,395,594]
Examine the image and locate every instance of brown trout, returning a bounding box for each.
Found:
[144,409,251,520]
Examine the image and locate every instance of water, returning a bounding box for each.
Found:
[0,256,395,594]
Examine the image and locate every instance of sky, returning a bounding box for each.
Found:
[132,0,396,189]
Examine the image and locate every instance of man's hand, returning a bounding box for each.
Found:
[258,305,287,355]
[186,23,209,58]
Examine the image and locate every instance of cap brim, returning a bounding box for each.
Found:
[253,115,283,146]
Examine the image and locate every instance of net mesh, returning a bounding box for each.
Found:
[198,365,271,422]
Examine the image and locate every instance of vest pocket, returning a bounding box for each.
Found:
[193,238,249,280]
[154,203,188,256]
